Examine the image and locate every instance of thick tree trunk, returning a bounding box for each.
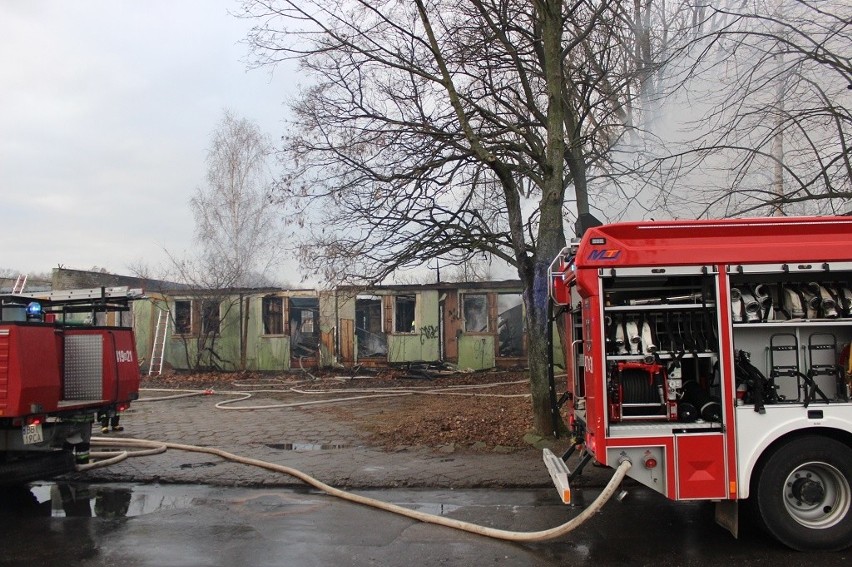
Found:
[523,0,569,437]
[522,259,563,437]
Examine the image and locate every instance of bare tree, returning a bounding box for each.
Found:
[192,110,284,287]
[241,0,690,435]
[163,111,285,371]
[159,255,243,372]
[445,256,494,283]
[628,0,852,218]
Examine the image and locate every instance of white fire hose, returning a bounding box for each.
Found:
[85,436,631,543]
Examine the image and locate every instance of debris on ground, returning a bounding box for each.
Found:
[141,368,545,451]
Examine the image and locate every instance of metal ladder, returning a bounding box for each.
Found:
[148,309,169,376]
[11,274,27,293]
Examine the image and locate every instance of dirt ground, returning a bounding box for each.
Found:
[141,367,543,451]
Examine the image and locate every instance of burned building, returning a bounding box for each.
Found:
[333,280,527,370]
[47,268,533,373]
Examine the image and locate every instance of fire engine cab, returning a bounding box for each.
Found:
[548,216,852,551]
[0,287,140,485]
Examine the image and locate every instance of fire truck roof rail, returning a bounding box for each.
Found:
[11,286,144,302]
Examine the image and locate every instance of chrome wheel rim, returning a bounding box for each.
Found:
[783,461,851,529]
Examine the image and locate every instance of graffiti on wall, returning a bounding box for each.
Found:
[419,324,439,345]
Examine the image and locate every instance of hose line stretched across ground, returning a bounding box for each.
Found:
[136,379,531,411]
[87,436,630,543]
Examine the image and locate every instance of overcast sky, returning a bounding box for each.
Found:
[0,0,297,280]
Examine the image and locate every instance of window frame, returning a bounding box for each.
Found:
[496,292,526,357]
[261,295,285,336]
[461,293,489,333]
[288,296,321,357]
[173,299,193,335]
[394,294,416,334]
[200,300,221,335]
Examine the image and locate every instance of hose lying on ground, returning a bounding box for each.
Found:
[136,377,530,410]
[86,436,631,543]
[76,442,167,472]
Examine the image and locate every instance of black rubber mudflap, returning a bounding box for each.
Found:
[0,451,76,486]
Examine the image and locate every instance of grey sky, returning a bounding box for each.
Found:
[0,0,296,279]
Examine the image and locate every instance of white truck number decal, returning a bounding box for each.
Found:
[116,350,134,363]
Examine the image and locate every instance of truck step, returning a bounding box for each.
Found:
[542,448,572,504]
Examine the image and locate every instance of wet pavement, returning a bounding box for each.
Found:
[5,388,847,564]
[69,387,607,491]
[1,481,848,566]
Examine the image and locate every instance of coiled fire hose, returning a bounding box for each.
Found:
[85,436,631,543]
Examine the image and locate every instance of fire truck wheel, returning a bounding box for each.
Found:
[0,450,76,486]
[755,436,852,551]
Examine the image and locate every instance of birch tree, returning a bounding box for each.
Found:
[167,111,284,371]
[191,110,282,287]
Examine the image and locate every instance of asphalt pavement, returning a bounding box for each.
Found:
[69,388,614,492]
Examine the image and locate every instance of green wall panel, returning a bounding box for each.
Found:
[458,335,496,370]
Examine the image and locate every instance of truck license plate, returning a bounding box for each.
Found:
[22,423,44,445]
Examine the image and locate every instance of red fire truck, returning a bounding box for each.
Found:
[0,287,140,485]
[547,216,852,551]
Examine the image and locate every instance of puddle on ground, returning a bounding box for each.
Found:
[0,482,198,518]
[266,443,347,451]
[179,461,218,469]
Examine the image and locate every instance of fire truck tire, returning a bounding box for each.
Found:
[0,450,76,486]
[754,436,852,551]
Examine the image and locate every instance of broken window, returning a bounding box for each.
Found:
[356,295,387,357]
[201,300,220,335]
[394,294,416,333]
[497,293,524,357]
[462,294,488,332]
[174,300,192,334]
[289,297,320,357]
[301,310,315,333]
[262,295,284,335]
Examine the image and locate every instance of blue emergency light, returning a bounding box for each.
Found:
[26,301,43,321]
